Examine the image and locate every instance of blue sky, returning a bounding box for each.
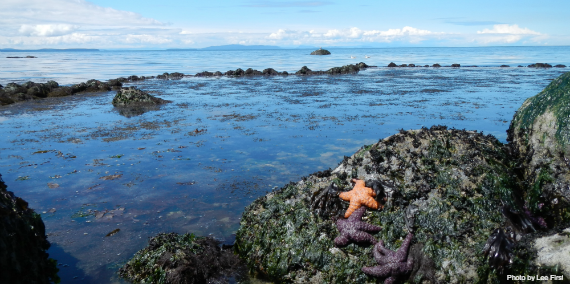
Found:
[1,0,568,49]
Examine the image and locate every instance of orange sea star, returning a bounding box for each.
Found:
[339,179,380,218]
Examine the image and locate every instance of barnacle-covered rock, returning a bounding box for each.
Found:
[119,232,246,284]
[235,126,524,283]
[507,71,570,227]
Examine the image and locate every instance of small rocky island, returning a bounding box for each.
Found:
[310,48,331,55]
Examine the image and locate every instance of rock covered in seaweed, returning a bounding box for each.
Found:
[507,71,570,228]
[112,86,170,107]
[235,126,528,283]
[310,48,331,55]
[119,232,246,284]
[0,173,60,284]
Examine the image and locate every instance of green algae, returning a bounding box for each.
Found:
[511,71,570,148]
[235,127,528,283]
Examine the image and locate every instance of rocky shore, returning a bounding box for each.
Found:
[0,62,567,107]
[231,71,570,283]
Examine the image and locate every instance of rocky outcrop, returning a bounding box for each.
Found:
[310,48,331,55]
[294,63,372,76]
[156,72,184,79]
[0,173,60,284]
[528,63,553,68]
[234,72,570,283]
[119,233,246,284]
[507,71,570,228]
[0,81,59,105]
[111,86,170,107]
[235,126,545,283]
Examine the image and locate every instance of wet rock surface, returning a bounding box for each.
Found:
[0,173,60,284]
[119,232,246,284]
[507,71,570,228]
[111,86,171,107]
[235,126,525,283]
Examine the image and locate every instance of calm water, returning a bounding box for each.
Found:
[0,47,569,283]
[1,46,569,85]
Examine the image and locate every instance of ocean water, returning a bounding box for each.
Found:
[0,47,569,283]
[1,46,569,85]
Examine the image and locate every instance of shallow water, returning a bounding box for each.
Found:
[0,60,569,282]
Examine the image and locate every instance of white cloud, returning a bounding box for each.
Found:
[267,26,443,45]
[19,24,80,37]
[124,34,172,44]
[0,0,163,27]
[475,24,544,44]
[477,24,540,35]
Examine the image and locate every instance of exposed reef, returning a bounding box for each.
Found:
[118,232,246,284]
[310,48,331,55]
[0,173,60,284]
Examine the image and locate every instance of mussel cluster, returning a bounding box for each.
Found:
[310,182,347,218]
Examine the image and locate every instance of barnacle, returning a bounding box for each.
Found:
[482,228,515,271]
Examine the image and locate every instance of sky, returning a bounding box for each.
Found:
[0,0,569,49]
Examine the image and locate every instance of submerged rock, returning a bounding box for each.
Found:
[508,71,570,228]
[119,233,246,284]
[310,48,331,55]
[0,173,60,284]
[112,86,170,107]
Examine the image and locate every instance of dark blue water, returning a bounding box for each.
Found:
[0,47,569,283]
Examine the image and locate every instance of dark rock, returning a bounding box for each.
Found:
[0,173,60,284]
[116,77,128,83]
[424,65,429,67]
[408,64,415,67]
[451,63,461,67]
[281,71,289,76]
[225,70,235,76]
[263,68,279,76]
[500,65,510,68]
[518,65,524,67]
[507,71,570,228]
[388,62,398,67]
[6,56,36,58]
[0,91,15,106]
[169,72,184,79]
[528,63,552,68]
[234,68,245,76]
[71,79,111,93]
[310,48,331,55]
[399,64,408,67]
[107,79,123,89]
[432,63,441,67]
[127,75,141,81]
[195,71,214,77]
[245,68,262,76]
[157,73,168,79]
[327,64,360,75]
[112,86,170,107]
[47,86,73,97]
[236,126,530,283]
[357,62,370,68]
[214,71,223,76]
[555,64,567,68]
[296,66,312,75]
[119,233,246,284]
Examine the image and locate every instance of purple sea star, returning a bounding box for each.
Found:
[362,232,414,284]
[334,207,381,247]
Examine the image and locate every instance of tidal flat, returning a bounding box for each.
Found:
[0,67,567,283]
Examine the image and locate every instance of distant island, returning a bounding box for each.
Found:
[0,48,99,52]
